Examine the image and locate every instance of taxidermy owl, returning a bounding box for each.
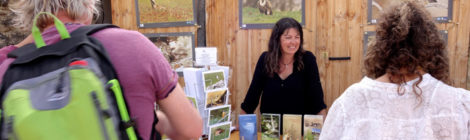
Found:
[257,0,273,15]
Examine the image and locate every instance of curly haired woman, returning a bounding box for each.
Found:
[320,1,470,139]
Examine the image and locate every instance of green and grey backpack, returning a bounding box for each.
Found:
[0,12,140,140]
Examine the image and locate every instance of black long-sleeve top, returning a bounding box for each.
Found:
[241,51,326,115]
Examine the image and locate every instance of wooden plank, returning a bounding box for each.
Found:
[316,0,330,110]
[453,0,470,88]
[346,0,365,87]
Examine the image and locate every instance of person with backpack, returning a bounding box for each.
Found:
[0,0,202,139]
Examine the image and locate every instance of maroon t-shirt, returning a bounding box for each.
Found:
[0,24,178,140]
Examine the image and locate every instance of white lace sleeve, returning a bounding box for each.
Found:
[319,97,346,140]
[459,90,470,139]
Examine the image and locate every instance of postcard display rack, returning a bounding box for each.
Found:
[183,65,232,140]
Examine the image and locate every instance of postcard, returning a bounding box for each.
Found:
[205,88,228,109]
[187,96,198,110]
[208,105,231,126]
[209,122,232,140]
[202,70,226,91]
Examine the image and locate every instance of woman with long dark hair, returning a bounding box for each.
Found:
[241,17,326,118]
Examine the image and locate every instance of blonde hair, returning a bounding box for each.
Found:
[10,0,100,30]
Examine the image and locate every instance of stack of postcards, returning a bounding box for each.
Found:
[183,66,232,140]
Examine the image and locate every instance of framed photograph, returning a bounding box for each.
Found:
[239,0,305,29]
[209,122,231,140]
[205,88,228,109]
[208,105,231,126]
[363,31,376,56]
[135,0,197,28]
[363,30,448,56]
[440,30,448,45]
[367,0,452,24]
[261,113,280,140]
[202,70,226,91]
[145,32,195,69]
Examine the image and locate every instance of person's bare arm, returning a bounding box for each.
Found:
[317,109,327,122]
[15,34,33,47]
[156,84,202,139]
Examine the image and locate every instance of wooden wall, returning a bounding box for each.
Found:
[112,0,470,125]
[205,0,470,125]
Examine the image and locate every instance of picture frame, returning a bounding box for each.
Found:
[363,30,448,56]
[209,122,231,140]
[205,88,229,109]
[367,0,453,24]
[202,70,226,92]
[440,30,448,45]
[135,0,197,28]
[363,31,376,56]
[145,32,196,69]
[208,105,231,126]
[239,0,305,29]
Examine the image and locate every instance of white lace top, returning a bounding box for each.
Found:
[320,74,470,140]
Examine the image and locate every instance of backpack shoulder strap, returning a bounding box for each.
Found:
[7,24,118,59]
[70,24,119,37]
[7,43,36,58]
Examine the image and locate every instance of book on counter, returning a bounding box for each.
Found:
[239,114,257,140]
[261,113,280,140]
[282,114,302,140]
[303,115,323,140]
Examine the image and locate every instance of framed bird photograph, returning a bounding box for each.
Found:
[367,0,452,24]
[135,0,197,28]
[144,32,195,69]
[239,0,305,29]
